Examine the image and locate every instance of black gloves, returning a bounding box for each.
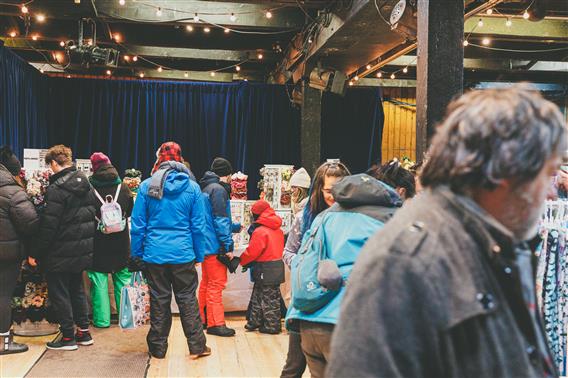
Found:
[127,256,146,272]
[217,254,241,274]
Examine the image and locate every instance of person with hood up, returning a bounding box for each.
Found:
[236,200,285,335]
[286,174,403,378]
[0,147,39,355]
[31,145,96,351]
[198,157,241,337]
[87,152,134,329]
[130,141,210,360]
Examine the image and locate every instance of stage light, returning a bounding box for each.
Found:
[505,17,512,27]
[265,11,272,19]
[463,40,469,46]
[376,72,382,78]
[482,37,491,45]
[36,14,45,22]
[523,10,530,19]
[132,56,138,62]
[230,13,237,22]
[21,5,28,14]
[156,7,162,17]
[204,27,211,33]
[186,25,193,32]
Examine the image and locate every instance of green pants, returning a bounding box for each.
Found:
[87,269,131,328]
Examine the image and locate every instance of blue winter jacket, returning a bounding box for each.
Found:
[287,174,402,326]
[130,169,207,264]
[200,171,240,255]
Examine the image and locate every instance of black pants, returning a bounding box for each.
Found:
[248,283,281,333]
[280,327,307,378]
[46,271,90,338]
[299,321,335,378]
[0,261,20,333]
[145,261,206,355]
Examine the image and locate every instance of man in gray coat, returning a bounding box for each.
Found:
[327,84,567,378]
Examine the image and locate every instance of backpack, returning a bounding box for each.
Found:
[291,212,343,313]
[92,185,126,234]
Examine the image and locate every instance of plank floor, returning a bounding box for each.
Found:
[0,315,305,378]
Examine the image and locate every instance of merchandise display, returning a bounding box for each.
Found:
[230,200,255,249]
[259,165,295,211]
[75,159,93,176]
[124,169,142,200]
[231,171,248,200]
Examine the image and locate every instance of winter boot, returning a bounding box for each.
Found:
[207,325,236,337]
[0,332,28,355]
[190,346,212,360]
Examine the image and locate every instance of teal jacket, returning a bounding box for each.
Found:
[286,174,402,325]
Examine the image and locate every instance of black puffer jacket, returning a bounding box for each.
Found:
[0,164,39,262]
[89,164,134,273]
[33,166,96,273]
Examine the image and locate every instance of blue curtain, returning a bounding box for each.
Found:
[44,78,301,196]
[0,43,49,157]
[321,87,384,173]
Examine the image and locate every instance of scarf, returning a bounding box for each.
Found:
[148,161,193,200]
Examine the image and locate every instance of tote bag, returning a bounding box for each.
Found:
[119,272,150,329]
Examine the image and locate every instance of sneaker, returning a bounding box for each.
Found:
[47,335,78,351]
[75,329,94,346]
[244,323,259,332]
[190,346,212,360]
[207,325,236,337]
[0,333,29,356]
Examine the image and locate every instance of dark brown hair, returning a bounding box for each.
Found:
[45,145,73,166]
[309,161,351,217]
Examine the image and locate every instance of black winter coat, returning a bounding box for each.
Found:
[88,164,134,273]
[33,166,96,273]
[0,164,39,262]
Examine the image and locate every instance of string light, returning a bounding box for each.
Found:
[348,81,354,86]
[390,73,395,79]
[204,27,211,33]
[132,56,138,62]
[402,67,408,73]
[354,75,359,81]
[230,13,237,22]
[486,8,493,15]
[193,13,200,22]
[157,66,163,72]
[59,41,65,47]
[523,10,530,19]
[463,40,469,46]
[113,33,122,42]
[308,37,313,44]
[186,25,193,32]
[477,18,483,27]
[505,17,512,27]
[9,31,17,38]
[66,75,71,78]
[119,0,125,5]
[184,72,189,78]
[106,70,112,75]
[32,34,39,41]
[482,37,491,45]
[257,53,263,59]
[123,55,130,61]
[224,28,230,34]
[376,72,382,78]
[40,69,44,73]
[366,64,372,70]
[265,11,273,19]
[21,5,28,14]
[210,72,216,77]
[156,7,162,17]
[36,14,46,23]
[236,65,241,72]
[139,72,145,78]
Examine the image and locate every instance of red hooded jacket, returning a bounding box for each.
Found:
[239,206,284,267]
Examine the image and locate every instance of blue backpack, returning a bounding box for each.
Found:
[291,212,343,313]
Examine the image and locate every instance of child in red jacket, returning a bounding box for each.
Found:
[237,200,285,334]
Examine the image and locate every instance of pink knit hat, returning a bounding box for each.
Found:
[90,152,111,173]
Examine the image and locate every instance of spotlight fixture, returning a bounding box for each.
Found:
[36,14,46,22]
[376,72,382,78]
[265,11,273,19]
[204,27,211,33]
[463,40,469,46]
[21,5,28,14]
[230,13,237,22]
[523,10,530,19]
[482,37,491,45]
[132,56,138,62]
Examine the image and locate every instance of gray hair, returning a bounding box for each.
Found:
[421,83,567,192]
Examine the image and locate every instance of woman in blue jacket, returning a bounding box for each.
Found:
[287,170,415,378]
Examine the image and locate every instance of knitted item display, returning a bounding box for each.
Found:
[231,171,248,200]
[124,169,142,199]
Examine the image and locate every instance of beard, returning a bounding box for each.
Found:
[503,182,547,241]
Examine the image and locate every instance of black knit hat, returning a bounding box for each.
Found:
[211,157,233,177]
[0,146,22,176]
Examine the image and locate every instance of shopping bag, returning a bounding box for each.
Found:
[119,272,150,329]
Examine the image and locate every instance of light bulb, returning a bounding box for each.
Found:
[477,19,483,27]
[119,0,125,5]
[193,14,199,22]
[40,69,44,73]
[156,7,162,17]
[106,70,112,75]
[230,13,237,22]
[482,37,491,45]
[123,55,130,61]
[403,67,408,73]
[9,31,16,38]
[139,72,145,78]
[236,65,241,72]
[32,34,39,41]
[486,8,493,15]
[257,53,263,59]
[224,28,230,34]
[354,75,359,81]
[157,67,163,72]
[348,81,354,86]
[366,64,372,70]
[113,33,121,42]
[376,72,382,78]
[265,11,272,19]
[186,25,193,32]
[60,41,65,47]
[184,72,189,78]
[308,38,313,44]
[204,27,211,33]
[21,5,28,14]
[463,40,469,46]
[66,75,71,78]
[505,18,512,27]
[523,10,530,19]
[244,78,248,82]
[390,73,395,79]
[210,72,216,77]
[36,14,45,22]
[132,56,138,62]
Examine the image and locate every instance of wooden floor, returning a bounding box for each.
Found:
[0,315,300,378]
